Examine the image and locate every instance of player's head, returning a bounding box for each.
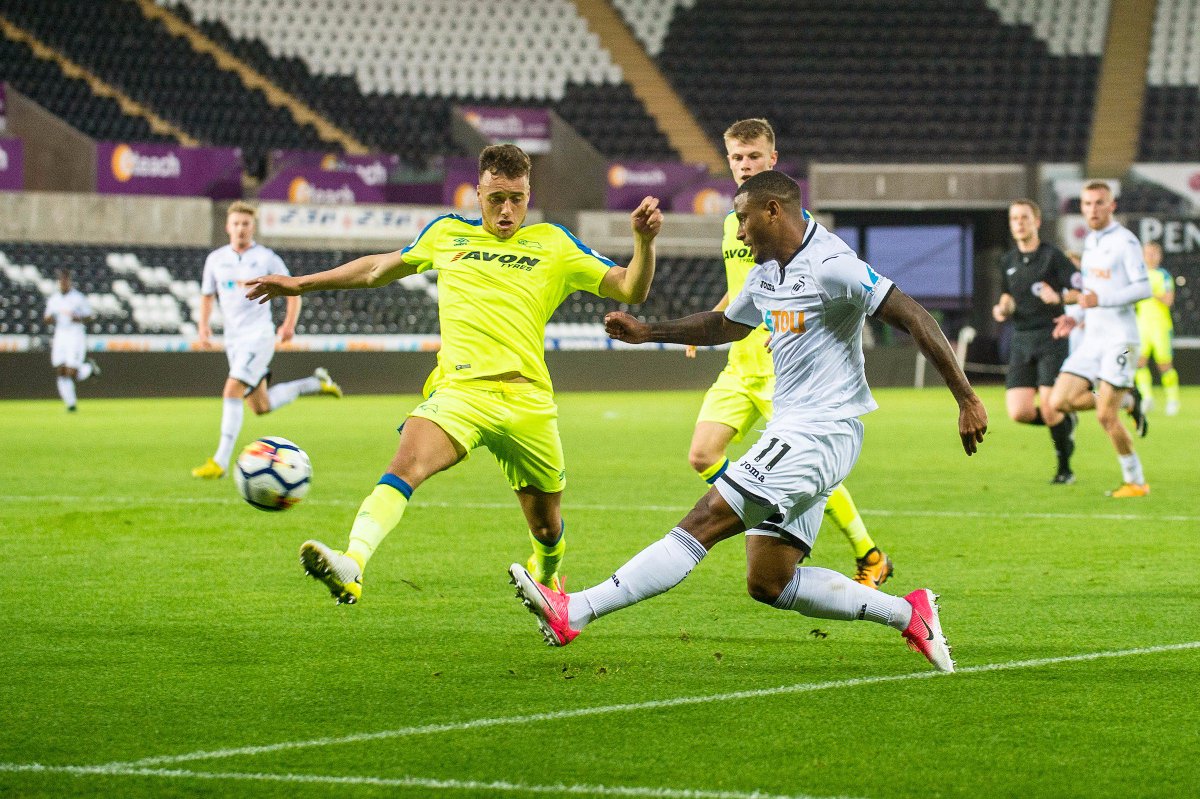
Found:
[226,201,257,249]
[1008,199,1041,245]
[1143,240,1163,268]
[732,170,805,263]
[478,144,531,240]
[1080,181,1116,231]
[724,118,777,186]
[55,268,71,292]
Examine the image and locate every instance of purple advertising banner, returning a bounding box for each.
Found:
[268,149,401,187]
[605,161,708,211]
[96,141,243,199]
[671,174,809,214]
[0,137,23,191]
[458,106,551,154]
[441,156,480,210]
[257,165,387,204]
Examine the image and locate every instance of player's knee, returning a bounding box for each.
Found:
[1096,407,1119,429]
[746,574,787,605]
[688,447,718,473]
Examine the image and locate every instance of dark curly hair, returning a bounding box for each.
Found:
[479,144,532,179]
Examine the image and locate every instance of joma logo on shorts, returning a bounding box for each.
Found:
[765,310,806,334]
[740,462,766,482]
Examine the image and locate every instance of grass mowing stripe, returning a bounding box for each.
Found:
[103,640,1200,770]
[0,763,862,799]
[4,494,1197,523]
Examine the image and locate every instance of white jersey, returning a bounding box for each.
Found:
[725,220,894,427]
[45,289,92,340]
[1079,221,1148,344]
[201,243,288,340]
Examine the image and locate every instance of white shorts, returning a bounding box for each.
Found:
[1060,335,1137,389]
[713,418,864,556]
[225,334,275,388]
[51,331,87,369]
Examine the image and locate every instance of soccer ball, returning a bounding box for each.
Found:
[234,437,312,511]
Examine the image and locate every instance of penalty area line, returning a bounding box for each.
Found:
[4,494,1199,523]
[0,763,860,799]
[101,640,1200,770]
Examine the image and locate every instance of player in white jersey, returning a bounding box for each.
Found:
[191,202,342,478]
[1050,182,1152,498]
[43,269,99,412]
[509,172,988,673]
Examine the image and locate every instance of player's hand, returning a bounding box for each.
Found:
[604,311,650,344]
[991,304,1008,323]
[1051,314,1077,339]
[684,345,697,359]
[631,196,663,242]
[1036,283,1061,305]
[245,274,301,304]
[1078,289,1098,309]
[195,326,212,350]
[276,323,296,344]
[958,394,988,456]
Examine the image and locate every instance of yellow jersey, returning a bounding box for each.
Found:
[1135,267,1174,331]
[401,215,615,391]
[721,210,774,377]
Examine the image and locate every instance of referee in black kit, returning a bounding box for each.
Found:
[992,199,1082,484]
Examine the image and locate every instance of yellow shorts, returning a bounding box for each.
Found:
[1138,324,1173,364]
[409,380,565,493]
[696,367,774,442]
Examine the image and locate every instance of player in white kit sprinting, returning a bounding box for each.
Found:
[192,202,342,478]
[509,172,988,672]
[43,269,99,412]
[1050,181,1152,498]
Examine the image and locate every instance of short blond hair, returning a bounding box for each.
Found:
[1010,198,1041,219]
[1082,180,1113,195]
[724,118,775,148]
[227,201,257,218]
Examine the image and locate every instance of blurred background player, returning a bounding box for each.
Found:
[1051,182,1151,498]
[1134,241,1179,416]
[684,118,893,587]
[191,201,341,479]
[245,144,663,605]
[992,199,1081,483]
[511,171,988,672]
[43,268,99,412]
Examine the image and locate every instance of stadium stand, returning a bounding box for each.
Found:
[1,0,329,174]
[611,0,697,58]
[0,34,171,143]
[161,0,675,162]
[651,0,1104,169]
[1140,0,1200,161]
[0,243,728,340]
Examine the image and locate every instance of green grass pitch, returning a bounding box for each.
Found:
[1,385,1197,798]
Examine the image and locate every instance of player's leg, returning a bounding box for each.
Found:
[195,338,269,477]
[689,369,756,483]
[1005,387,1041,424]
[1155,332,1180,416]
[688,421,738,483]
[261,368,339,413]
[822,483,891,586]
[1135,334,1154,412]
[516,488,565,591]
[302,415,468,604]
[1050,372,1095,414]
[54,365,78,411]
[1005,335,1044,424]
[1037,336,1074,483]
[1096,375,1148,497]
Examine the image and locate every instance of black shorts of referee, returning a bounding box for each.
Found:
[1006,327,1069,389]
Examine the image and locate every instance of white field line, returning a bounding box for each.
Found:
[98,641,1200,770]
[0,763,859,799]
[4,494,1198,523]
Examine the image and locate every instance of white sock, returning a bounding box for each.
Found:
[214,398,244,469]
[267,377,320,411]
[772,566,913,631]
[57,376,77,408]
[1118,452,1145,485]
[76,362,93,381]
[569,527,707,630]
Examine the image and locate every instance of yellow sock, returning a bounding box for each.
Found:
[346,478,411,566]
[527,526,566,587]
[1163,368,1180,404]
[1135,366,1153,400]
[824,483,875,559]
[698,457,730,484]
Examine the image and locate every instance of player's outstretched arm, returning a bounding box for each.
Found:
[245,250,418,303]
[600,196,663,304]
[604,310,752,346]
[875,288,988,455]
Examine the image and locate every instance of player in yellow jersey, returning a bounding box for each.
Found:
[685,119,893,588]
[246,144,663,604]
[1134,242,1180,416]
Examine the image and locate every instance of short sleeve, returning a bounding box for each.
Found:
[201,253,216,296]
[815,253,895,316]
[269,251,289,277]
[724,272,762,328]
[1050,248,1078,292]
[399,216,446,273]
[553,223,617,296]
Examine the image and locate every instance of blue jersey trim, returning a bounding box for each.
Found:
[399,214,480,256]
[549,222,618,267]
